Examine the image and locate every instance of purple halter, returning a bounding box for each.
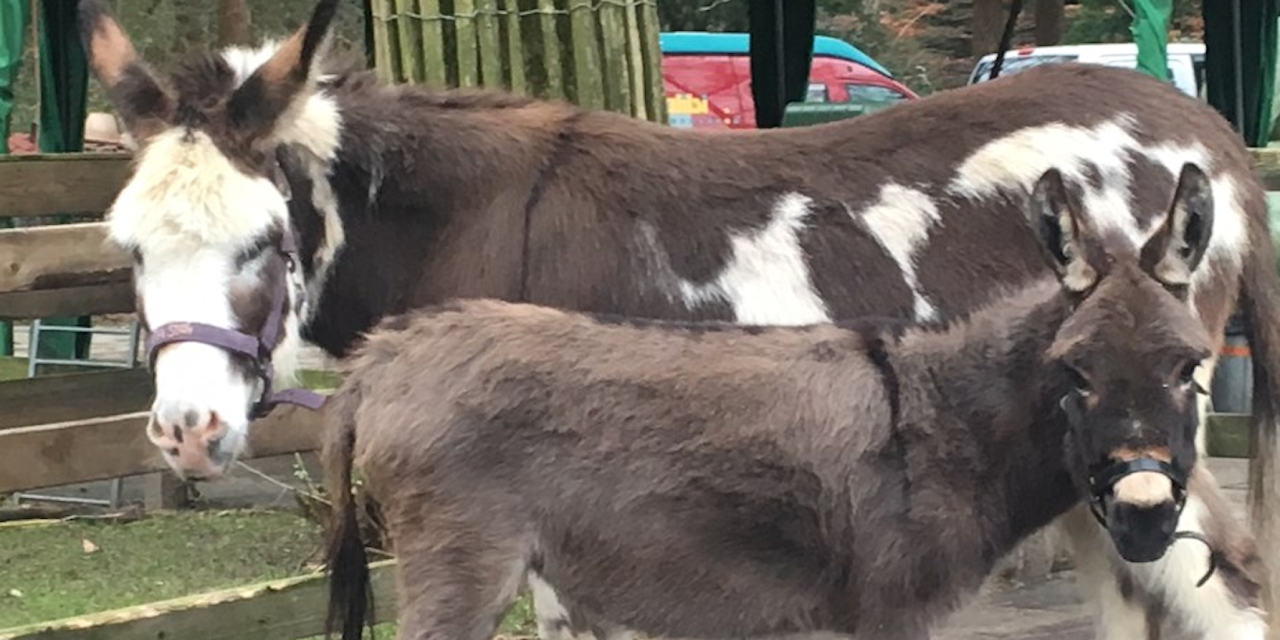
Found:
[144,229,328,420]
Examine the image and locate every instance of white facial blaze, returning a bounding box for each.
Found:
[109,127,300,447]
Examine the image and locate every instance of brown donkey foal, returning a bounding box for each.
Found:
[323,163,1259,640]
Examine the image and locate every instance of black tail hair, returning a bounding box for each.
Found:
[323,379,375,640]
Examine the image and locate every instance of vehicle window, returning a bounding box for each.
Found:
[845,84,908,104]
[971,54,1078,83]
[806,83,829,103]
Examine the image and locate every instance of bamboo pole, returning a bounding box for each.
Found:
[567,0,604,109]
[503,0,527,94]
[455,0,480,86]
[394,0,424,82]
[597,0,631,113]
[637,0,666,123]
[475,0,505,87]
[624,0,648,120]
[371,0,398,83]
[419,0,448,86]
[537,0,565,100]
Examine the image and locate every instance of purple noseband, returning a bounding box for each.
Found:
[145,229,328,420]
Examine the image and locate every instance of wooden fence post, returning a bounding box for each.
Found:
[372,0,667,123]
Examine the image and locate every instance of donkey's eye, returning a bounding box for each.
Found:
[1067,367,1091,395]
[1178,361,1199,388]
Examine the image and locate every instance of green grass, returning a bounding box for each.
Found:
[0,509,539,636]
[0,510,322,628]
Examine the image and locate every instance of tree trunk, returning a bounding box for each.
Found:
[218,0,251,48]
[971,0,1007,57]
[1035,0,1064,46]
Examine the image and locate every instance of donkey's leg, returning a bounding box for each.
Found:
[392,529,530,640]
[1127,468,1268,640]
[1059,504,1152,639]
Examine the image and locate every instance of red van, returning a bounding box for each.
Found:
[661,31,918,130]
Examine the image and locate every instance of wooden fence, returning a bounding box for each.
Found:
[367,0,668,123]
[4,139,1280,638]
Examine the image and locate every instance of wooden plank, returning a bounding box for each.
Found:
[567,0,603,110]
[393,0,424,82]
[0,368,153,430]
[0,222,131,294]
[502,0,526,94]
[419,0,448,85]
[537,0,565,99]
[596,0,630,114]
[0,282,136,319]
[0,398,328,494]
[0,154,131,219]
[455,0,480,87]
[0,559,399,640]
[0,282,135,319]
[475,0,505,87]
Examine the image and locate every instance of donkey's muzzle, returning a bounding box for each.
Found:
[1104,492,1180,563]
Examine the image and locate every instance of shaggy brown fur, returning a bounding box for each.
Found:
[321,166,1241,640]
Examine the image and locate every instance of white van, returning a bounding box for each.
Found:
[968,42,1206,99]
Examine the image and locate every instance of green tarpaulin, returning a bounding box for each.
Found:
[1131,0,1172,82]
[0,0,28,357]
[0,0,92,361]
[1204,0,1277,146]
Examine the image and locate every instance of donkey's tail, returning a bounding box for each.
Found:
[1238,196,1280,616]
[323,380,374,640]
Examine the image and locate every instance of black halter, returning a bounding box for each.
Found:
[1059,391,1218,587]
[144,228,328,420]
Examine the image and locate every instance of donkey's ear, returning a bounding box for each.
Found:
[78,0,173,144]
[226,0,340,145]
[1141,163,1215,288]
[1030,168,1101,293]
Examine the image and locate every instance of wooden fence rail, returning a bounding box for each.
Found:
[0,560,400,640]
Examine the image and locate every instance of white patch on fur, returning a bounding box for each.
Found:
[680,192,831,325]
[108,128,304,452]
[528,573,602,640]
[852,184,941,321]
[1112,472,1174,507]
[944,115,1251,293]
[1127,495,1269,639]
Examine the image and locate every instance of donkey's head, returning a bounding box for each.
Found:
[1031,162,1216,563]
[79,0,341,479]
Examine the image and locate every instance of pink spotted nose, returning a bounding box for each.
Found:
[146,405,231,480]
